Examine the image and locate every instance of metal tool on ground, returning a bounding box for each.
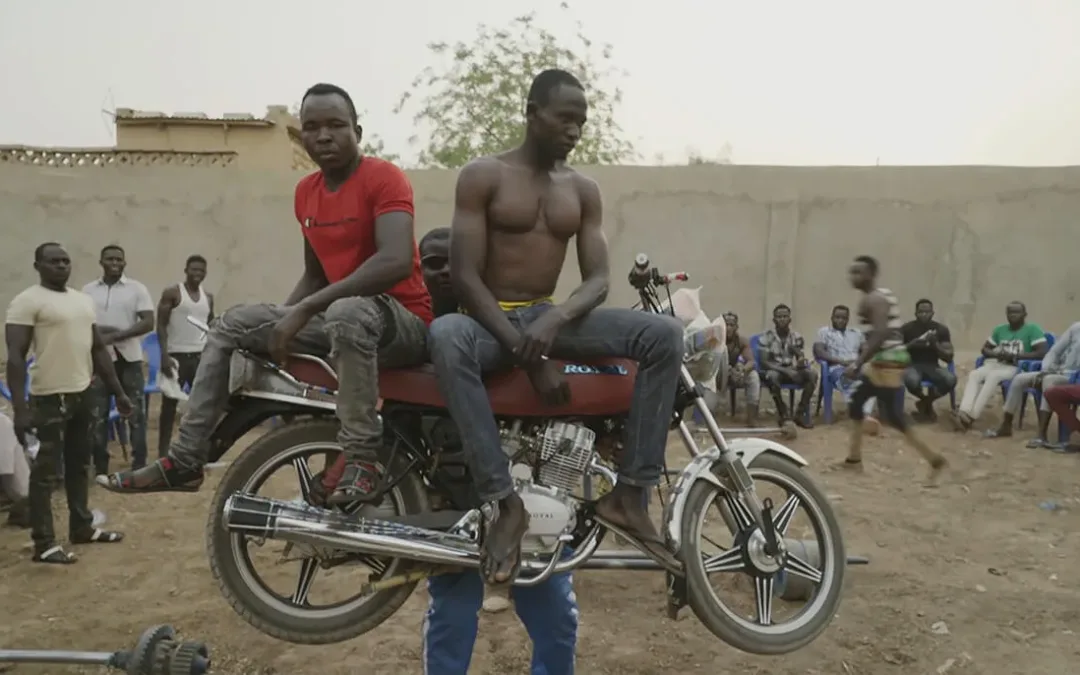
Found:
[0,624,210,675]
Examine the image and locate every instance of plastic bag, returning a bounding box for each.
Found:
[660,287,727,392]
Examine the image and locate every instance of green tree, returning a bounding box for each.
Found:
[289,104,400,163]
[394,5,636,168]
[687,143,735,165]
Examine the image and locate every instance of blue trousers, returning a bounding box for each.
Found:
[422,567,578,675]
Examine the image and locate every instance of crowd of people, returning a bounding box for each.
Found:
[2,69,1078,674]
[716,297,1080,456]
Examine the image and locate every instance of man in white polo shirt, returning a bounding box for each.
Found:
[82,244,154,473]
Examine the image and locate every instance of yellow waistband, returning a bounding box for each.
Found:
[461,297,554,317]
[497,296,553,311]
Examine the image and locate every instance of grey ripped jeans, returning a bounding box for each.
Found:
[168,295,429,470]
[428,303,685,503]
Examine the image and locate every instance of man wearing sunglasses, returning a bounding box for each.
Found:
[418,227,579,675]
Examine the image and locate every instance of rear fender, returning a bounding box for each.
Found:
[205,397,330,464]
[661,438,809,552]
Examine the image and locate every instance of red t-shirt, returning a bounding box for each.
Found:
[294,157,433,325]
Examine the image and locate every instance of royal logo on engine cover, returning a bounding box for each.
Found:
[563,363,630,376]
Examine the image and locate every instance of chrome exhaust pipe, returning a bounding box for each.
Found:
[223,493,481,567]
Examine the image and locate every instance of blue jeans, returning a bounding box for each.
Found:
[827,364,875,416]
[428,304,684,502]
[422,568,578,674]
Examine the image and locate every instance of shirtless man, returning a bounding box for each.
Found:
[427,69,685,586]
[842,255,948,484]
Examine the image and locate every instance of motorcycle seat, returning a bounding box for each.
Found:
[283,355,638,417]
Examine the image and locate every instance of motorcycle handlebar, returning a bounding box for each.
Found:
[630,253,689,288]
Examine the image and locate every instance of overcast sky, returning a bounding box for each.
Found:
[2,0,1078,166]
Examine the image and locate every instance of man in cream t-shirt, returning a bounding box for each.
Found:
[82,244,154,474]
[5,242,132,564]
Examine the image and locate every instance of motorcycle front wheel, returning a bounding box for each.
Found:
[680,453,846,655]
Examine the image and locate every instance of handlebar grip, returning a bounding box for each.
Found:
[633,253,649,270]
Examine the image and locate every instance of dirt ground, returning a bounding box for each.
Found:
[2,390,1079,675]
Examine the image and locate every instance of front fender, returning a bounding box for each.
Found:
[662,438,809,553]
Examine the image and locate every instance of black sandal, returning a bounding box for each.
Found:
[96,458,204,494]
[71,528,125,544]
[33,545,78,565]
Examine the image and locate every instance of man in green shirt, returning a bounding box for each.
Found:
[952,301,1048,431]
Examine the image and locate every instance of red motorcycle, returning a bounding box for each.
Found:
[202,254,846,654]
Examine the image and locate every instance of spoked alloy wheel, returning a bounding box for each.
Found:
[680,454,845,655]
[206,419,428,644]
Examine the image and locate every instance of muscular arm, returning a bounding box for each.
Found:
[92,325,125,396]
[855,295,890,368]
[450,161,523,351]
[155,285,180,357]
[5,325,32,410]
[296,213,415,314]
[207,292,216,322]
[555,176,609,322]
[284,239,329,306]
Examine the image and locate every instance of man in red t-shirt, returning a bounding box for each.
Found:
[100,83,432,497]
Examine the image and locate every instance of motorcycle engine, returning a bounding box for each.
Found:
[503,420,599,552]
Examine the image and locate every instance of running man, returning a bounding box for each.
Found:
[840,255,948,484]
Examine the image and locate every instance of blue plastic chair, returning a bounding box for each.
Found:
[107,395,129,460]
[814,360,841,424]
[973,332,1055,412]
[142,332,162,416]
[750,333,812,425]
[0,357,35,402]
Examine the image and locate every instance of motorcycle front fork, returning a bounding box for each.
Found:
[676,366,780,553]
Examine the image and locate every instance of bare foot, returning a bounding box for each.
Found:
[826,458,864,474]
[948,411,972,432]
[480,494,530,585]
[595,484,680,570]
[780,420,799,440]
[923,457,949,487]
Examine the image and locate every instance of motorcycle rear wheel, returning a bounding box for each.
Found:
[206,418,429,645]
[680,453,845,655]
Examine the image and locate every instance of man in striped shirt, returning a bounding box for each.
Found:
[841,255,947,484]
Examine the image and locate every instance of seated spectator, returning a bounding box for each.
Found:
[720,312,761,426]
[988,320,1080,447]
[813,305,879,432]
[952,302,1048,431]
[759,304,818,428]
[0,412,30,528]
[900,299,957,422]
[1043,383,1080,454]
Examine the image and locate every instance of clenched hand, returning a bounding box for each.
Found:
[526,360,571,407]
[269,306,315,366]
[514,308,568,366]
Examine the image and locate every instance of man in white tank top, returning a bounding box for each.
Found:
[155,255,214,458]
